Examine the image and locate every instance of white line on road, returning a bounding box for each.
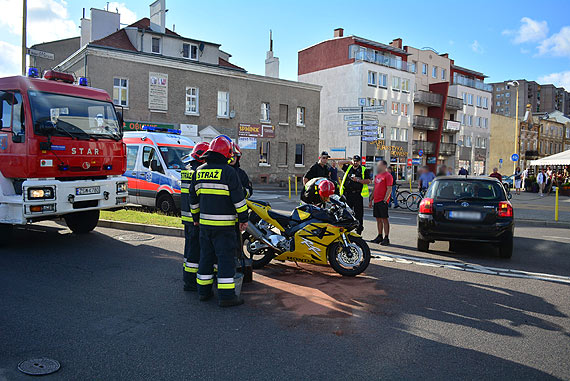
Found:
[371,251,570,285]
[544,236,570,241]
[390,216,413,220]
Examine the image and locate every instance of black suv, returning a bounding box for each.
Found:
[417,176,514,258]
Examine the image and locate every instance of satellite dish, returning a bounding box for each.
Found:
[199,43,205,52]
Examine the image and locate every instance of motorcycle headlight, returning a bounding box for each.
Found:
[28,187,55,199]
[116,182,128,193]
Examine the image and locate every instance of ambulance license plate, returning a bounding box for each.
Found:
[76,186,100,196]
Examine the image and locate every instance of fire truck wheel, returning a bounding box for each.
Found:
[64,210,100,234]
[157,192,176,215]
[0,223,13,241]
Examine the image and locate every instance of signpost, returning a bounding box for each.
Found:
[339,101,386,158]
[347,126,378,131]
[347,120,378,126]
[344,114,378,121]
[418,149,423,157]
[27,48,54,60]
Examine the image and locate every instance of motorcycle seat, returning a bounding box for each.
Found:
[268,210,293,229]
[248,199,270,207]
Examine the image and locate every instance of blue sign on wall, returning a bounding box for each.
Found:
[499,158,503,164]
[412,158,421,165]
[418,149,424,157]
[511,153,519,162]
[427,156,437,164]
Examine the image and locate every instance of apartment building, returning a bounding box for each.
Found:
[34,1,321,183]
[534,111,569,159]
[298,29,415,178]
[491,80,570,117]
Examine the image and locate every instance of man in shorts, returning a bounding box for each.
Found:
[369,160,393,246]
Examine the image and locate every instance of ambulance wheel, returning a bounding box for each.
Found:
[157,192,175,215]
[64,210,100,234]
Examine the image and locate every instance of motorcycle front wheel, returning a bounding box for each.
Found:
[327,236,371,276]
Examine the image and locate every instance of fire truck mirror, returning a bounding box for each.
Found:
[116,111,124,131]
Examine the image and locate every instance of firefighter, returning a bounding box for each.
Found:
[338,155,372,235]
[229,143,253,198]
[301,177,336,207]
[189,136,249,307]
[181,142,210,291]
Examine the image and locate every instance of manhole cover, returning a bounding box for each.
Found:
[18,358,60,376]
[114,233,155,242]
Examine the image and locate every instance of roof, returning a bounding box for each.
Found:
[451,64,487,79]
[128,17,180,36]
[90,29,137,51]
[219,57,244,71]
[352,36,410,56]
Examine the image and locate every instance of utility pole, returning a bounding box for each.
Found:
[21,0,27,75]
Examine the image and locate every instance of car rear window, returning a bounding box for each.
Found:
[427,179,506,201]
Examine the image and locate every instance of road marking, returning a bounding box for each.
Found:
[390,216,413,220]
[544,236,570,241]
[370,251,570,285]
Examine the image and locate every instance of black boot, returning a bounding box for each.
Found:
[370,235,383,244]
[184,283,197,292]
[199,291,214,301]
[380,237,390,246]
[219,296,244,307]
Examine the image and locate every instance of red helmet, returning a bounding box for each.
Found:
[232,143,242,157]
[191,142,210,161]
[318,179,335,199]
[206,136,233,159]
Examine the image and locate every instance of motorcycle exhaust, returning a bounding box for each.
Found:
[246,223,283,253]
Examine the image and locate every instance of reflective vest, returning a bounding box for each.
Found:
[340,165,370,197]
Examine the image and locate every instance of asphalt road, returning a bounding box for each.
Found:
[1,199,569,379]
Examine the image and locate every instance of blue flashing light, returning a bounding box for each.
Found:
[78,77,88,86]
[28,67,39,78]
[142,126,181,135]
[104,165,113,170]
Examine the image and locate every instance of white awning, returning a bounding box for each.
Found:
[529,149,570,166]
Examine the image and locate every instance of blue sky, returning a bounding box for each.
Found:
[1,0,569,89]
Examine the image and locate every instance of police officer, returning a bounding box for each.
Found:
[189,136,249,307]
[180,142,209,291]
[301,177,336,207]
[338,155,372,235]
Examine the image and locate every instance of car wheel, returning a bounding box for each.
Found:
[157,193,176,215]
[498,237,513,259]
[417,238,429,252]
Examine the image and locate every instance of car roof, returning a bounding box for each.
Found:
[434,175,501,182]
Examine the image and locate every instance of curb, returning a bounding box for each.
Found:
[98,219,184,237]
[515,219,570,229]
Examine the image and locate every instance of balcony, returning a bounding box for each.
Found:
[446,96,463,110]
[443,120,461,133]
[413,115,440,131]
[439,143,457,156]
[349,45,413,72]
[452,75,493,92]
[413,140,435,155]
[414,90,442,106]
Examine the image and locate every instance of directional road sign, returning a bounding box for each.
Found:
[343,114,378,121]
[361,136,377,142]
[362,106,384,112]
[347,125,378,131]
[347,120,379,126]
[27,48,54,60]
[338,107,361,113]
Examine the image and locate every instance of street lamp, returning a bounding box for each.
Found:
[507,80,520,173]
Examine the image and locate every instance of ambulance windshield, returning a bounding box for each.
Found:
[29,91,121,140]
[158,146,192,170]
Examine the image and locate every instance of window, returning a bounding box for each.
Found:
[401,78,410,92]
[481,138,487,149]
[367,71,377,86]
[378,73,388,87]
[467,94,473,105]
[366,98,377,106]
[400,128,408,142]
[483,117,488,128]
[505,99,510,105]
[476,95,482,107]
[142,146,158,169]
[505,92,510,97]
[261,102,270,122]
[401,103,408,116]
[391,102,400,114]
[151,37,161,54]
[476,116,481,127]
[505,106,510,113]
[279,104,288,124]
[378,126,385,139]
[465,135,472,147]
[483,97,488,108]
[422,63,427,75]
[295,144,305,165]
[462,93,467,104]
[278,142,287,166]
[391,127,398,141]
[296,107,305,126]
[0,91,24,138]
[392,76,401,91]
[432,66,437,78]
[441,68,446,80]
[113,78,128,107]
[468,115,473,126]
[185,87,199,114]
[461,113,466,125]
[411,61,418,73]
[217,91,229,117]
[126,146,139,171]
[182,43,198,60]
[259,141,270,165]
[378,99,387,113]
[496,101,501,106]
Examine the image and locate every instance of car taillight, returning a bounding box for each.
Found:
[419,198,434,214]
[498,201,513,217]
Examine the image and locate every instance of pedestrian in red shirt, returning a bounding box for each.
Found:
[369,160,393,246]
[489,168,503,183]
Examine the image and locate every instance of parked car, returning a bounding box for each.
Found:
[417,176,514,258]
[123,127,195,214]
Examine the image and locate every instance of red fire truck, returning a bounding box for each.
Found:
[0,70,128,237]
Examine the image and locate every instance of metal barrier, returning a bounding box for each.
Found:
[288,175,300,200]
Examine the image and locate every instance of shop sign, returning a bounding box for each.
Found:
[412,158,421,165]
[446,120,461,131]
[123,120,175,132]
[148,72,168,111]
[427,157,437,164]
[238,137,257,150]
[369,140,408,157]
[238,123,275,138]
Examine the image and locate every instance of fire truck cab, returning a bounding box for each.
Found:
[123,127,195,213]
[0,71,128,237]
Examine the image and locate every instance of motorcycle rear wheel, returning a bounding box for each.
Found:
[242,232,276,269]
[327,236,371,276]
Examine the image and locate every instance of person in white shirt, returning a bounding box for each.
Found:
[537,168,547,197]
[522,168,529,190]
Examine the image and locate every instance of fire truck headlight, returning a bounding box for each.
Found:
[28,187,55,200]
[116,182,128,194]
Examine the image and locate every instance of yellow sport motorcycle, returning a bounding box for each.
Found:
[242,195,371,276]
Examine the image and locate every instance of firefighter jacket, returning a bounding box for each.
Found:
[180,160,200,225]
[189,152,248,228]
[232,163,253,198]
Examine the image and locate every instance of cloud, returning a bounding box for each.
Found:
[448,40,454,46]
[0,41,23,77]
[503,17,549,44]
[538,26,570,57]
[108,2,138,25]
[471,40,483,54]
[520,48,530,54]
[0,0,77,45]
[538,71,570,90]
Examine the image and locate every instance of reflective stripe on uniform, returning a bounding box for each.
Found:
[190,203,200,214]
[181,188,189,194]
[200,213,237,221]
[181,211,191,217]
[196,188,230,196]
[234,199,247,213]
[197,273,214,285]
[217,277,235,289]
[195,183,229,191]
[183,261,199,273]
[199,219,236,226]
[181,216,193,222]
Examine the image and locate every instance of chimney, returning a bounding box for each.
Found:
[265,30,279,78]
[390,38,402,49]
[334,28,344,38]
[149,0,166,34]
[80,7,120,47]
[440,53,449,58]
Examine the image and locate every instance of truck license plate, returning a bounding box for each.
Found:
[448,211,481,221]
[76,186,100,196]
